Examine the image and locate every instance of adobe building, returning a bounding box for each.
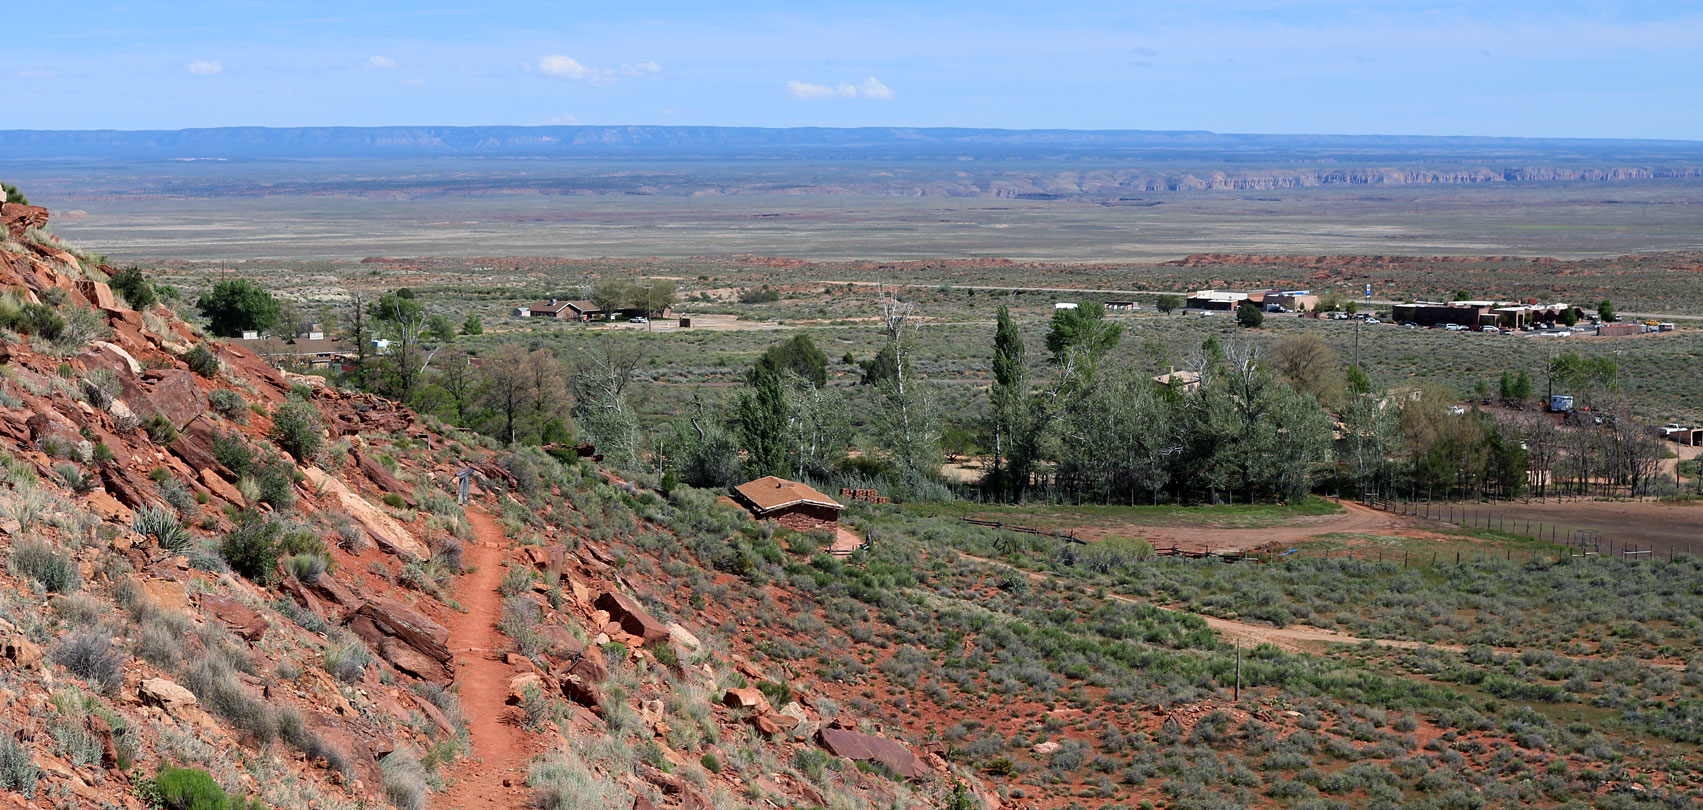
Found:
[732,476,845,531]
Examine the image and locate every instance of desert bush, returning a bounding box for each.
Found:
[0,733,38,797]
[156,478,198,514]
[183,655,277,744]
[12,540,80,593]
[381,748,431,810]
[324,634,370,683]
[52,629,124,693]
[143,412,179,444]
[0,292,64,340]
[146,765,266,810]
[285,553,329,584]
[108,266,159,310]
[498,595,544,658]
[207,389,247,422]
[529,747,628,810]
[270,397,323,461]
[253,455,298,510]
[219,510,284,585]
[183,345,221,377]
[53,305,111,353]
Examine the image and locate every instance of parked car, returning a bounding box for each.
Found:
[1443,323,1467,331]
[631,316,648,324]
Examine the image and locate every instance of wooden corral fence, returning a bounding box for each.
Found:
[957,517,1084,544]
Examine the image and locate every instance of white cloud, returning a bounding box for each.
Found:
[856,76,895,99]
[530,55,660,86]
[15,69,58,79]
[787,76,894,100]
[186,60,223,76]
[367,55,398,69]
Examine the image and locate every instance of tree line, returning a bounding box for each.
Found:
[177,274,1672,503]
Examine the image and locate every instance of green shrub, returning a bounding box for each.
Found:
[153,766,229,810]
[182,345,220,378]
[0,733,37,797]
[220,510,284,584]
[157,478,197,513]
[0,294,64,340]
[284,553,328,584]
[254,454,298,510]
[207,389,247,423]
[382,492,405,509]
[700,753,721,774]
[143,413,178,444]
[108,266,159,310]
[323,634,370,683]
[270,398,323,461]
[11,540,80,593]
[211,430,255,475]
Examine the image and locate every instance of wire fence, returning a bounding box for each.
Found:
[1363,497,1689,563]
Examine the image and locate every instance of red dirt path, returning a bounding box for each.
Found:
[440,508,537,809]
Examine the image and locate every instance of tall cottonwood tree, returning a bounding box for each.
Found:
[987,305,1032,501]
[737,363,788,478]
[570,337,645,464]
[871,290,940,481]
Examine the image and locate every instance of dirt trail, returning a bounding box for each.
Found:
[440,508,534,809]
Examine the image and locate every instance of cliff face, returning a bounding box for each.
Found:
[0,213,965,809]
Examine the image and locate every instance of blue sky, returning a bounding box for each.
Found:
[10,1,1701,138]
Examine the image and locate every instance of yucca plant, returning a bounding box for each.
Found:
[132,505,190,553]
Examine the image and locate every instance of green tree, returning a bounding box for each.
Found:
[1345,364,1374,396]
[668,393,743,488]
[1511,370,1534,403]
[753,334,828,388]
[461,313,484,335]
[1155,294,1182,314]
[1235,301,1264,328]
[945,782,975,810]
[590,279,632,314]
[1549,351,1617,406]
[988,305,1034,501]
[736,363,788,478]
[2,183,26,205]
[108,266,158,310]
[1596,299,1616,322]
[197,280,281,337]
[426,313,457,343]
[368,291,425,325]
[1560,306,1579,326]
[1044,303,1122,363]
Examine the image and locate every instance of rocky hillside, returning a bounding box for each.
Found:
[0,210,978,809]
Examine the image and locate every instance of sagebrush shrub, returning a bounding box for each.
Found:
[182,345,220,377]
[270,398,323,461]
[52,629,124,693]
[0,733,37,797]
[219,510,284,584]
[12,540,79,593]
[207,389,247,423]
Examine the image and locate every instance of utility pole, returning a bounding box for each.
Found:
[646,283,654,333]
[1234,641,1242,702]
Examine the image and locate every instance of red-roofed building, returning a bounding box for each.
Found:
[731,476,845,531]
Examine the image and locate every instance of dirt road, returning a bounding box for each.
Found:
[1073,500,1416,553]
[441,509,535,809]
